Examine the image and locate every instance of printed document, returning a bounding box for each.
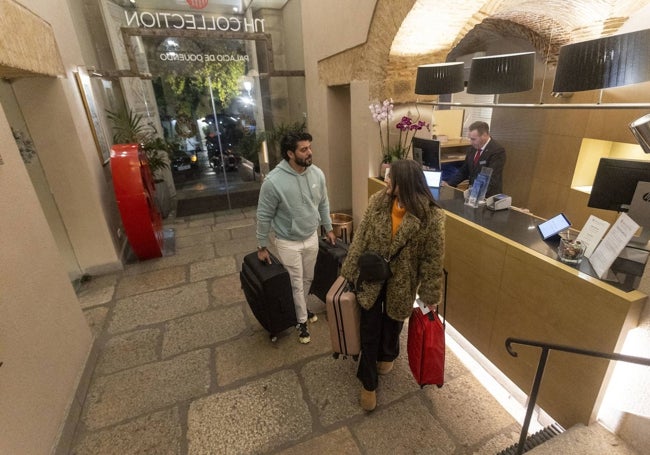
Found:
[576,215,610,258]
[589,213,640,279]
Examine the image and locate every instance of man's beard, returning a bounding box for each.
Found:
[295,156,312,167]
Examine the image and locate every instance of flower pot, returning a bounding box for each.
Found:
[154,181,171,219]
[331,213,353,243]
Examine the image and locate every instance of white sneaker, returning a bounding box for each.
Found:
[297,322,310,344]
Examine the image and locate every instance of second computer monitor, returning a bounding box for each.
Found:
[412,137,441,170]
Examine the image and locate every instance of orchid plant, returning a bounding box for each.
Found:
[369,98,394,162]
[369,99,429,163]
[393,115,429,160]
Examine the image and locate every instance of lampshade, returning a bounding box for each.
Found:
[467,52,535,94]
[630,113,650,154]
[415,62,465,95]
[553,28,650,93]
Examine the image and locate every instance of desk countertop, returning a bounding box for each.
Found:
[434,186,647,292]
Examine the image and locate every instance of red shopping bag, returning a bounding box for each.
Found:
[407,269,447,388]
[407,306,445,388]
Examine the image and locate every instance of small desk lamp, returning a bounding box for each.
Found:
[630,113,650,154]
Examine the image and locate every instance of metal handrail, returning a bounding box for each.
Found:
[505,337,650,455]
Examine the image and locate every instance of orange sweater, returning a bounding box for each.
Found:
[391,198,406,238]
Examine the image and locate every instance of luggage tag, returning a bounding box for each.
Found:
[415,297,437,321]
[414,297,431,315]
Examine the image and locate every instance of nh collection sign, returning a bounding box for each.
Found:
[124,10,265,33]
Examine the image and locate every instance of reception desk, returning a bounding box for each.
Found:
[367,178,647,427]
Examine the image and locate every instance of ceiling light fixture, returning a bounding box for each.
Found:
[467,52,535,95]
[414,62,465,95]
[553,28,650,93]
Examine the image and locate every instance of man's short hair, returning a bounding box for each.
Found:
[468,121,490,135]
[280,131,313,160]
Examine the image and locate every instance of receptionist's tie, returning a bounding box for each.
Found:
[473,148,482,166]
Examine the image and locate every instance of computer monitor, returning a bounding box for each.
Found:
[423,170,442,188]
[588,158,650,212]
[412,137,441,170]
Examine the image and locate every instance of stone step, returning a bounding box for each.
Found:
[525,422,639,455]
[497,423,565,455]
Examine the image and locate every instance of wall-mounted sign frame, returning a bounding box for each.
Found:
[74,67,112,165]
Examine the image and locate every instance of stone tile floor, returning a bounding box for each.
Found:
[71,204,527,454]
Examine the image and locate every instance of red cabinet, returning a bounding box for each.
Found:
[110,144,163,260]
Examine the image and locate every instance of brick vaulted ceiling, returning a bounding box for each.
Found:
[318,0,650,101]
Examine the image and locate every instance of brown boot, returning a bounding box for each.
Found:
[360,387,376,411]
[377,361,394,375]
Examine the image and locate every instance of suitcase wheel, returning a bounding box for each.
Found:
[352,355,359,362]
[332,352,340,359]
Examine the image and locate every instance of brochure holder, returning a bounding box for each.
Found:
[466,167,493,207]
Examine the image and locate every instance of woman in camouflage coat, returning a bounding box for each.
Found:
[341,159,445,411]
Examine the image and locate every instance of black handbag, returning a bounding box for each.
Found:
[356,243,407,291]
[357,251,392,283]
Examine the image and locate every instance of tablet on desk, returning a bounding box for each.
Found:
[537,213,571,240]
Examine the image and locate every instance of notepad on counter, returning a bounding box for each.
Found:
[575,215,610,258]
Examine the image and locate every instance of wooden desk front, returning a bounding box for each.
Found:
[367,179,647,427]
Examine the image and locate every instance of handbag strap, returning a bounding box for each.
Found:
[386,240,407,262]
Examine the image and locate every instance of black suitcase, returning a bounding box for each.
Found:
[240,251,296,341]
[309,238,348,302]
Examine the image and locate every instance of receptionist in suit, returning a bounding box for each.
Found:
[443,121,506,197]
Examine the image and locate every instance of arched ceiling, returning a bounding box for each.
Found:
[392,0,650,64]
[315,0,650,101]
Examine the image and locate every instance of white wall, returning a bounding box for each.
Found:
[0,0,124,452]
[14,0,122,275]
[301,0,377,216]
[0,104,93,455]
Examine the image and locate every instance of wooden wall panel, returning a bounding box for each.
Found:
[443,208,645,427]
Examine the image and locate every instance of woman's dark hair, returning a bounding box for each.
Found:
[280,131,313,160]
[385,159,438,221]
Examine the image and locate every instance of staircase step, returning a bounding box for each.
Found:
[497,423,565,455]
[525,422,639,455]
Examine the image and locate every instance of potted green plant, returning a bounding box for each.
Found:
[258,120,307,170]
[234,130,263,181]
[106,109,173,217]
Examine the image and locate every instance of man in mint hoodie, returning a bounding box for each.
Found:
[256,131,337,343]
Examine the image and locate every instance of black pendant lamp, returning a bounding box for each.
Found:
[415,62,465,95]
[553,28,650,93]
[467,52,535,94]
